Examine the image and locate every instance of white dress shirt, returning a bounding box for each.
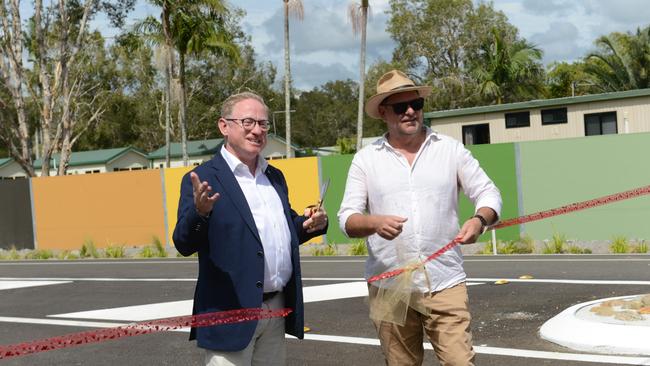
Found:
[337,128,502,293]
[221,146,292,292]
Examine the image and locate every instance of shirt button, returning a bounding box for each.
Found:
[256,281,263,288]
[257,251,264,258]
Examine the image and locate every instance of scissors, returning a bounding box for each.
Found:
[316,178,330,211]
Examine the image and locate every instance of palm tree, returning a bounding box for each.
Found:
[473,28,544,104]
[349,0,369,152]
[172,0,239,166]
[138,0,239,166]
[283,0,303,159]
[585,27,650,92]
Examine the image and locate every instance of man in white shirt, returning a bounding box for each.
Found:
[338,70,502,366]
[173,92,328,366]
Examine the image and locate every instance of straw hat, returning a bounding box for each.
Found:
[365,70,432,119]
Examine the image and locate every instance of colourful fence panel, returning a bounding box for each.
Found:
[459,142,519,242]
[269,157,322,244]
[319,154,354,244]
[163,166,193,248]
[0,179,34,249]
[518,132,650,241]
[31,170,166,250]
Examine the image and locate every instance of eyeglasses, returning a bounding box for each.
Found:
[224,118,272,131]
[382,97,425,115]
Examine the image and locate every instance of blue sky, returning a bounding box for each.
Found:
[98,0,650,90]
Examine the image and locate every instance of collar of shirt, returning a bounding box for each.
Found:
[220,145,269,177]
[375,126,440,152]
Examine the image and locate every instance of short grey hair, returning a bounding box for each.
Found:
[220,92,269,118]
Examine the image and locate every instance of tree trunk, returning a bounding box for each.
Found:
[0,0,34,176]
[162,1,173,168]
[178,52,189,166]
[283,0,292,159]
[355,2,368,152]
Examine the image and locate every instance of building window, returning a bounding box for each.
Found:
[541,108,567,125]
[584,112,617,136]
[462,124,490,145]
[505,111,530,128]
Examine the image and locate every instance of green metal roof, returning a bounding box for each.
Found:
[424,88,650,120]
[147,138,224,160]
[33,147,146,168]
[147,135,301,160]
[0,157,12,168]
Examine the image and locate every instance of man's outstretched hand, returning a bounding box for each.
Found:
[191,172,220,217]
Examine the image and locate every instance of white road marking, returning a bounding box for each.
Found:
[0,261,197,266]
[0,280,71,290]
[0,277,196,282]
[298,334,650,364]
[0,315,646,364]
[470,278,650,285]
[48,282,485,322]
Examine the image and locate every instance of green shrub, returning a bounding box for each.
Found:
[632,240,648,253]
[57,250,80,260]
[24,249,54,260]
[610,236,630,254]
[567,245,590,254]
[105,245,126,258]
[152,236,167,257]
[348,239,368,256]
[478,241,495,255]
[80,239,100,258]
[311,244,337,256]
[139,245,157,258]
[7,247,20,260]
[543,233,567,254]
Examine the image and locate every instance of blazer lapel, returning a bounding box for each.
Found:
[209,152,262,244]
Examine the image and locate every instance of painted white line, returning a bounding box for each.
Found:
[0,280,71,290]
[298,334,650,364]
[0,316,647,363]
[50,300,193,322]
[469,278,650,285]
[0,316,126,328]
[0,261,196,266]
[0,277,196,282]
[303,277,365,281]
[465,258,650,262]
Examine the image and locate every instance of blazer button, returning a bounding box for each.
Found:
[257,251,264,258]
[256,281,263,288]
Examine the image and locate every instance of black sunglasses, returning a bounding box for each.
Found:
[382,97,425,115]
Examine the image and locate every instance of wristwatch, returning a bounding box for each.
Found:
[472,214,488,233]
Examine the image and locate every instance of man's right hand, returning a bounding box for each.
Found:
[372,215,408,240]
[190,172,220,217]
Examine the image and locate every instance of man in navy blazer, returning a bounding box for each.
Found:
[173,92,328,366]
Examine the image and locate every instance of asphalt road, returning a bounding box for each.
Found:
[0,255,649,365]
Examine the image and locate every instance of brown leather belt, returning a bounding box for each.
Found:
[263,291,279,301]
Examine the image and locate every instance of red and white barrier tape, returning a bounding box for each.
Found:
[368,184,650,283]
[0,307,292,360]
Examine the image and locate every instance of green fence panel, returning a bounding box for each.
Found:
[320,154,355,244]
[459,143,519,242]
[519,132,650,241]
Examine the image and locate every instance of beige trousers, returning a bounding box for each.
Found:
[369,283,475,366]
[204,293,286,366]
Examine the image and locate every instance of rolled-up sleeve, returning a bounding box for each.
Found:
[456,144,502,219]
[337,156,368,237]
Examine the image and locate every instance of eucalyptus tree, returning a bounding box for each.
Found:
[282,0,303,158]
[349,0,369,152]
[0,0,134,176]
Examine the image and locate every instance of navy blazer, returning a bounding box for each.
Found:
[173,150,326,351]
